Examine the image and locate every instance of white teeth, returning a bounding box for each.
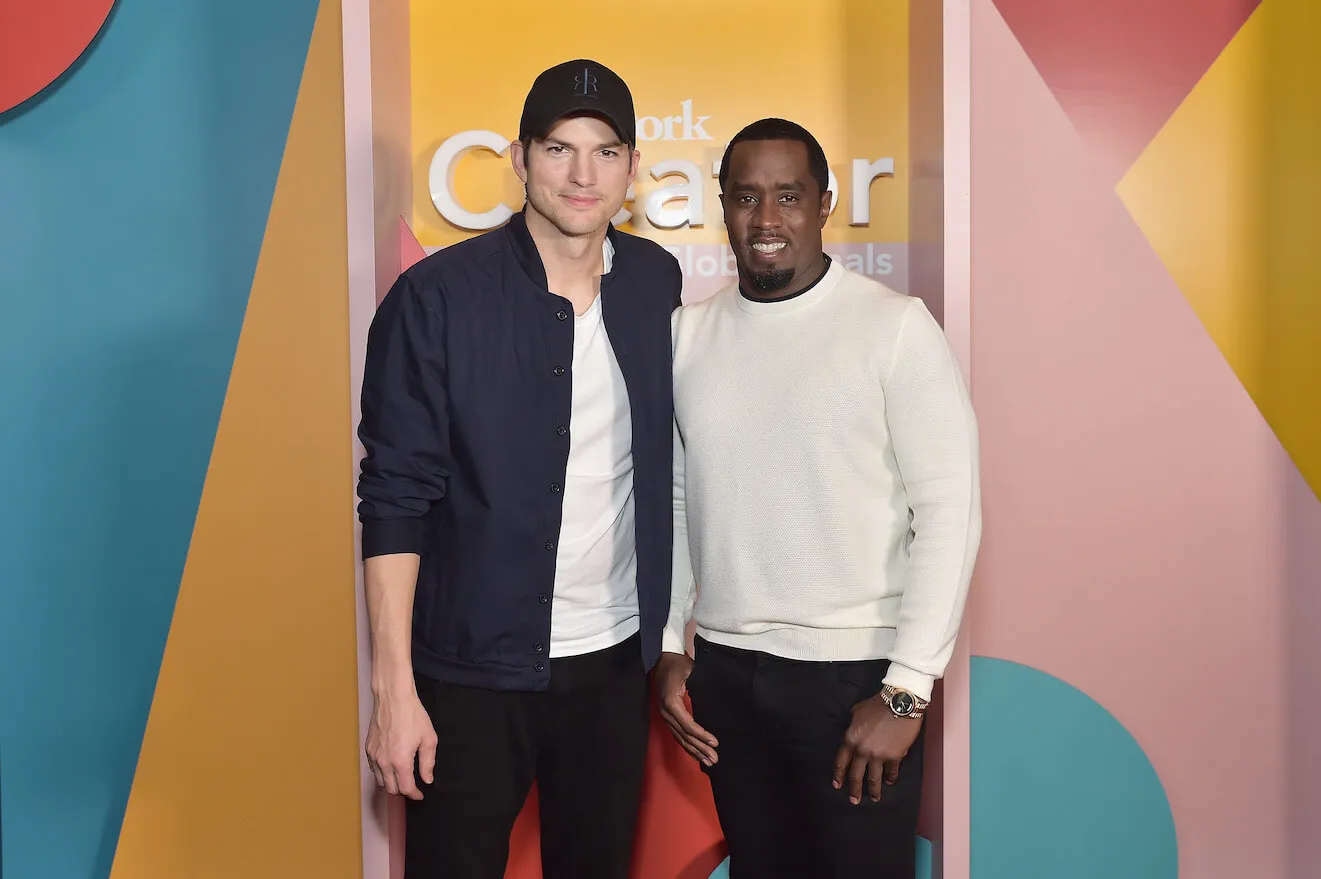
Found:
[752,242,786,253]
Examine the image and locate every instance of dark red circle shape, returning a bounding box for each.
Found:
[0,0,117,114]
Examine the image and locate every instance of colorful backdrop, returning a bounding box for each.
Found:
[5,1,1320,877]
[0,1,363,877]
[965,0,1321,876]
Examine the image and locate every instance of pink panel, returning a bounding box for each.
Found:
[1286,466,1321,873]
[970,2,1321,876]
[370,0,412,303]
[938,2,973,878]
[340,1,391,878]
[398,217,427,274]
[909,0,948,855]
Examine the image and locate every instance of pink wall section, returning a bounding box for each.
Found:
[368,0,411,306]
[968,0,1321,875]
[340,1,408,878]
[908,0,950,863]
[935,1,972,877]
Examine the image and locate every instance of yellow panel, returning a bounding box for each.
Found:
[1118,0,1321,498]
[110,1,363,876]
[408,0,911,249]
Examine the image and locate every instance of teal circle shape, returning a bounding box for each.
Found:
[971,657,1178,878]
[709,835,932,878]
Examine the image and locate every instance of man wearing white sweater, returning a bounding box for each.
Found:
[656,118,981,878]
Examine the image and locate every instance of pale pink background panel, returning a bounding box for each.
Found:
[970,2,1321,877]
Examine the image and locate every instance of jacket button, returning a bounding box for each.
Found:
[534,661,546,672]
[544,539,555,551]
[550,482,561,493]
[553,365,565,376]
[538,593,549,604]
[556,310,568,321]
[534,641,544,652]
[556,424,568,436]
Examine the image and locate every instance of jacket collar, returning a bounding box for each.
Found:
[505,208,619,291]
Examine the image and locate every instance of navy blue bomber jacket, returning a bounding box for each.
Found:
[356,212,683,692]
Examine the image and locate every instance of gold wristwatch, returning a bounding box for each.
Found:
[880,684,928,720]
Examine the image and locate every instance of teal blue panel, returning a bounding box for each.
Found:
[971,657,1178,878]
[915,834,932,878]
[0,1,320,877]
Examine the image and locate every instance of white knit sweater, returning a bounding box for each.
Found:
[663,260,982,701]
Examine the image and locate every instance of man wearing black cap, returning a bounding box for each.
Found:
[356,60,683,878]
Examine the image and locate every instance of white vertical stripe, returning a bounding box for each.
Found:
[940,0,973,877]
[340,1,390,877]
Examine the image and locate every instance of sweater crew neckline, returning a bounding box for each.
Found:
[736,257,843,316]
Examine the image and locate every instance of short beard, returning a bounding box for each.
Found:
[747,268,795,293]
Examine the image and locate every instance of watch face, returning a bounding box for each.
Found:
[891,691,916,716]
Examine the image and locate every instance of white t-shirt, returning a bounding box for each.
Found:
[550,241,640,656]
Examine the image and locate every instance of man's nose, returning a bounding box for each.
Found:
[751,199,780,229]
[568,152,596,187]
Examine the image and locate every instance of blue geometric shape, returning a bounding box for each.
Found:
[708,835,934,877]
[915,834,932,879]
[971,657,1178,878]
[0,1,319,877]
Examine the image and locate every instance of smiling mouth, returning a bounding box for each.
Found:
[751,241,787,255]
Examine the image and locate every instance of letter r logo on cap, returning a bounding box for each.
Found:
[575,67,598,96]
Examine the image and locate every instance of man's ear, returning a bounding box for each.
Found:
[628,147,641,185]
[511,138,529,185]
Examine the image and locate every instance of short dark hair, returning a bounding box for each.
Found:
[718,118,829,197]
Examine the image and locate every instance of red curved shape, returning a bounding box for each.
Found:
[992,0,1260,183]
[0,0,117,114]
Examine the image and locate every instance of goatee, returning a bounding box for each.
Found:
[747,268,794,293]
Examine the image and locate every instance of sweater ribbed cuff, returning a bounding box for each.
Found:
[882,662,936,703]
[661,625,690,657]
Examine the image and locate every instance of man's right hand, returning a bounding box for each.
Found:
[656,652,719,766]
[365,686,438,800]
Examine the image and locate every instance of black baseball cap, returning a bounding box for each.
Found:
[519,59,636,148]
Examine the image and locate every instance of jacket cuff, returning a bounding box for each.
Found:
[361,517,429,558]
[882,662,937,703]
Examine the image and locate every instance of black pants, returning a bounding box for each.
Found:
[688,636,924,879]
[404,634,650,879]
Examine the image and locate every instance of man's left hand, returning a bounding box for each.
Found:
[832,694,923,804]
